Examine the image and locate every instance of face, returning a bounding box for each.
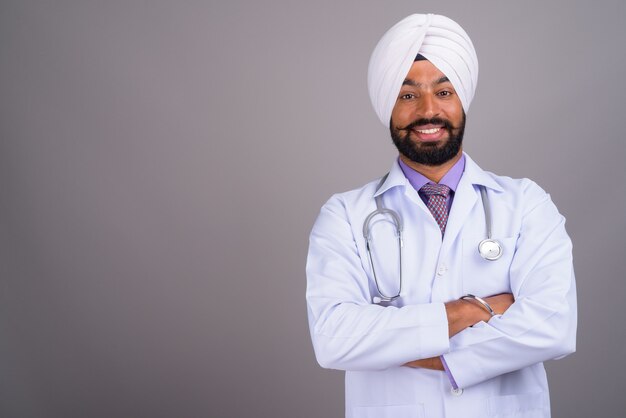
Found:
[390,60,465,166]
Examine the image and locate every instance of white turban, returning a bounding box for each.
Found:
[367,14,479,127]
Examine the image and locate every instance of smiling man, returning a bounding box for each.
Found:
[391,55,465,178]
[306,13,577,418]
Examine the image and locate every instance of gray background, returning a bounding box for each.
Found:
[0,1,624,417]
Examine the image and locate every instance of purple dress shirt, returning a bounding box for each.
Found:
[398,155,465,210]
[398,155,465,389]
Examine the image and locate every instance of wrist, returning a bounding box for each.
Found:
[460,294,496,317]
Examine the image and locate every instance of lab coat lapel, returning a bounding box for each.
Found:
[443,154,504,249]
[442,170,478,249]
[375,159,433,216]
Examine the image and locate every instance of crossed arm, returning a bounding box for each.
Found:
[403,293,514,370]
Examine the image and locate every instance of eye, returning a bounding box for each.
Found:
[437,90,453,97]
[400,93,415,100]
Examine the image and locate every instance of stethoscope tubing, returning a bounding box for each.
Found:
[363,177,502,303]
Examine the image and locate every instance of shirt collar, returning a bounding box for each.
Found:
[373,152,504,197]
[398,154,465,193]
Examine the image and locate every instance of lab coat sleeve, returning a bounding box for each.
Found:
[306,194,450,371]
[442,180,577,388]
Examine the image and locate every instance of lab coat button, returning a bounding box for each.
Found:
[451,387,463,396]
[437,264,448,276]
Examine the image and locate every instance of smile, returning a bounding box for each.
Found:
[415,128,442,134]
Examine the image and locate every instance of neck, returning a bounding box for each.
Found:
[399,151,463,183]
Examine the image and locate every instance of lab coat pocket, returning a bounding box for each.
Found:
[350,404,425,418]
[488,392,549,417]
[462,236,518,297]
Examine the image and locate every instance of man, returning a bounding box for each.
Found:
[306,13,577,418]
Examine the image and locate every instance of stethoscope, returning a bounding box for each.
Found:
[363,175,502,304]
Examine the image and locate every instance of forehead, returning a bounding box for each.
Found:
[403,60,449,85]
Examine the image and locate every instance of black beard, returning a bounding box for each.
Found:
[390,113,465,166]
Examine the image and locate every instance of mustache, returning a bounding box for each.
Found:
[397,117,455,132]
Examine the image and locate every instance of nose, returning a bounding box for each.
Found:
[418,94,440,119]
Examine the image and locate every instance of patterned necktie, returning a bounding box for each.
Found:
[420,183,451,235]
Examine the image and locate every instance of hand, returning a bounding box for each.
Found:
[403,356,444,370]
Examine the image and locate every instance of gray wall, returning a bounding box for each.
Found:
[1,1,624,417]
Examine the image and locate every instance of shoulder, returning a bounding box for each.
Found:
[494,173,553,211]
[318,177,382,220]
[308,177,385,243]
[469,162,569,241]
[466,155,554,212]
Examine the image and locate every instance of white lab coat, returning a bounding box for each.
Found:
[306,153,577,418]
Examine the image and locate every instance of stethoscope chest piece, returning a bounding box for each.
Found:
[478,238,503,261]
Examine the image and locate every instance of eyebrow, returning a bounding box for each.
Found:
[402,76,450,87]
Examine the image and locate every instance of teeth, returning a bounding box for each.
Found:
[416,128,441,134]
